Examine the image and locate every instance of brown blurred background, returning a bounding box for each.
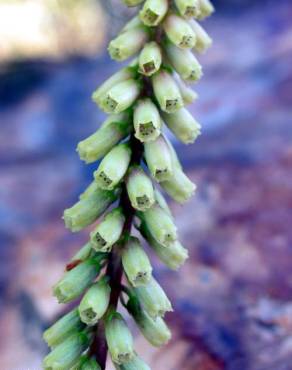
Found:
[1,0,292,369]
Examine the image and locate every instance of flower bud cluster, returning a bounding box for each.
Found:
[44,0,214,368]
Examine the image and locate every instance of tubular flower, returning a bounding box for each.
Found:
[77,115,131,163]
[140,0,168,27]
[140,222,189,270]
[134,277,173,319]
[78,278,111,326]
[164,40,203,81]
[133,97,161,142]
[105,311,135,364]
[174,0,201,19]
[63,187,117,232]
[138,204,177,247]
[43,308,84,348]
[108,26,149,61]
[99,79,141,114]
[139,41,162,76]
[94,143,132,190]
[163,13,196,49]
[53,257,103,303]
[126,165,155,211]
[144,134,173,182]
[162,107,201,144]
[90,207,125,252]
[43,332,91,370]
[127,297,171,346]
[122,236,152,286]
[152,70,183,113]
[44,0,214,368]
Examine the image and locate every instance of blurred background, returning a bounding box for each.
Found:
[1,0,292,369]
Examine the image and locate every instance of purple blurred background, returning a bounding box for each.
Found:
[1,0,292,369]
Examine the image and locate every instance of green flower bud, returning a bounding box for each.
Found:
[175,75,198,105]
[162,108,201,144]
[197,0,215,20]
[152,70,183,113]
[164,41,202,81]
[90,208,125,252]
[77,117,131,164]
[108,26,149,61]
[133,98,161,142]
[122,0,145,6]
[139,0,168,27]
[154,188,172,218]
[160,166,196,203]
[189,19,213,53]
[105,312,135,364]
[174,0,200,19]
[43,308,84,348]
[78,278,111,325]
[144,135,173,182]
[70,241,93,263]
[63,188,117,232]
[53,258,102,303]
[43,332,90,370]
[139,204,177,247]
[138,41,162,76]
[94,143,132,190]
[127,297,171,346]
[115,354,151,370]
[92,68,135,105]
[163,13,196,49]
[141,222,188,269]
[121,15,143,33]
[134,276,172,318]
[122,236,152,286]
[99,79,141,114]
[126,166,155,211]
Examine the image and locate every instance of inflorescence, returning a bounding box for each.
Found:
[43,0,214,369]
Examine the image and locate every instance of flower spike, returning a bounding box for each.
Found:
[44,0,215,367]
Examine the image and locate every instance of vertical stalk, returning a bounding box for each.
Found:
[92,135,143,369]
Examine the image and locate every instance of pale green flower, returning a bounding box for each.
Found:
[108,26,149,61]
[90,208,125,252]
[163,13,196,49]
[53,257,103,303]
[105,312,135,364]
[138,41,162,76]
[138,204,177,247]
[126,166,155,211]
[78,278,111,325]
[144,135,173,182]
[140,0,168,27]
[77,116,131,164]
[189,19,213,52]
[43,332,90,370]
[174,0,200,19]
[164,41,202,81]
[63,187,117,232]
[43,308,84,348]
[133,97,161,142]
[162,107,201,144]
[134,277,173,318]
[122,236,152,286]
[94,143,132,190]
[152,70,183,113]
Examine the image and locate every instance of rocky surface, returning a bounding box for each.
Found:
[0,1,292,369]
